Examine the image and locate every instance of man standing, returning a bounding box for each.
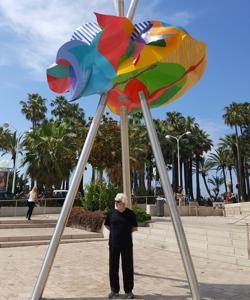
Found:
[105,193,138,299]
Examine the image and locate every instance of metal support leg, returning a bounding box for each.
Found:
[116,0,132,208]
[120,106,132,208]
[114,0,124,16]
[139,91,201,300]
[127,0,139,20]
[31,94,107,300]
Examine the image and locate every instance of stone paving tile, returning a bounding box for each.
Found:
[0,240,250,300]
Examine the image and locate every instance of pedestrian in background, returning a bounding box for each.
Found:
[105,193,138,299]
[26,186,38,220]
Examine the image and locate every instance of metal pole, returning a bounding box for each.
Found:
[117,0,124,16]
[116,0,132,208]
[177,138,180,188]
[120,106,132,208]
[31,94,107,300]
[127,0,139,20]
[11,151,17,194]
[139,91,201,300]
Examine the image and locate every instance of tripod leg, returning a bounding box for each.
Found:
[120,106,132,208]
[139,91,201,300]
[115,1,132,208]
[31,94,107,300]
[127,0,139,20]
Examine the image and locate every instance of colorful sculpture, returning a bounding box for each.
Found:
[47,13,206,115]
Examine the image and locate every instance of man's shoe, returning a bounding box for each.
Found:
[108,291,119,299]
[126,292,134,299]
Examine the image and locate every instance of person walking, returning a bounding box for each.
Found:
[26,186,38,220]
[105,193,138,299]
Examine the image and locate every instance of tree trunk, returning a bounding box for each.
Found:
[195,154,201,199]
[184,160,189,196]
[91,167,95,183]
[202,174,212,198]
[134,168,138,191]
[97,169,104,183]
[222,166,228,193]
[180,161,183,188]
[139,167,146,190]
[246,162,250,200]
[229,167,234,193]
[65,180,69,190]
[235,125,244,201]
[79,175,84,194]
[146,161,153,193]
[188,158,194,200]
[172,152,178,193]
[241,158,247,201]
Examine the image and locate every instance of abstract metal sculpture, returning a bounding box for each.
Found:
[31,1,206,299]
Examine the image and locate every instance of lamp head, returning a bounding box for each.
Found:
[165,135,170,139]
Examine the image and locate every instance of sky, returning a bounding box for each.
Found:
[0,0,249,192]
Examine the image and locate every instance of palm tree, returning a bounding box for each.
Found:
[190,126,213,199]
[51,96,85,125]
[0,127,9,151]
[219,135,238,193]
[21,121,78,189]
[199,156,213,198]
[208,148,229,193]
[0,130,22,170]
[223,102,247,200]
[50,95,86,192]
[20,93,47,129]
[208,175,224,201]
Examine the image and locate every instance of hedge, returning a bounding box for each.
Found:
[67,208,105,232]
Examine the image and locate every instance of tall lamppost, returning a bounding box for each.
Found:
[165,131,191,189]
[3,122,21,195]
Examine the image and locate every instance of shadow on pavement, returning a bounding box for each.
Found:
[43,297,191,300]
[42,273,250,300]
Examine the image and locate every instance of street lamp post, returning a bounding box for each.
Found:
[165,131,191,189]
[3,122,20,195]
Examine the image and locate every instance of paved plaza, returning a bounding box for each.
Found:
[0,215,250,300]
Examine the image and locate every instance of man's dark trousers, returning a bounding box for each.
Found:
[109,245,134,293]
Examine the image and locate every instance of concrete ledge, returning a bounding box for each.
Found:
[146,204,223,217]
[224,202,250,216]
[0,206,61,217]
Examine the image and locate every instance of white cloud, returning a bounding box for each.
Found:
[196,118,229,148]
[0,0,193,79]
[0,0,114,78]
[165,11,193,26]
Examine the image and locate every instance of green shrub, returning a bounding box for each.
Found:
[67,208,105,232]
[82,182,118,211]
[132,206,151,223]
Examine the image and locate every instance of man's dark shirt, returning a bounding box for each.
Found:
[105,208,138,247]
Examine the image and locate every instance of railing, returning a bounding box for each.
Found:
[133,195,159,205]
[0,198,67,217]
[0,196,158,216]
